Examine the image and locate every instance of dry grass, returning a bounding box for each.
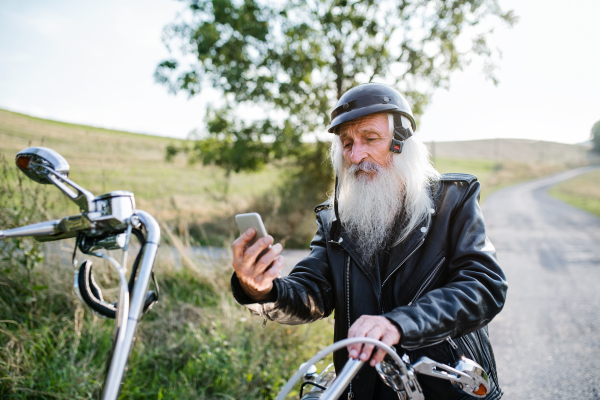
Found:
[0,109,279,222]
[434,157,568,202]
[549,169,600,217]
[426,139,600,165]
[1,236,335,399]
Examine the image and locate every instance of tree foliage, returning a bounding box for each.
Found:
[157,0,517,173]
[592,120,600,152]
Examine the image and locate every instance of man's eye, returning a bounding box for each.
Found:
[343,142,352,148]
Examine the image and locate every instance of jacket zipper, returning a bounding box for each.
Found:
[457,334,477,361]
[476,329,499,388]
[381,237,425,287]
[403,335,459,351]
[458,331,499,391]
[345,255,354,399]
[407,256,446,306]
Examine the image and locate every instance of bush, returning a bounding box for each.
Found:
[0,155,49,323]
[0,252,334,399]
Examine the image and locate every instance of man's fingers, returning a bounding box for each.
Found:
[371,348,387,366]
[243,235,275,267]
[370,326,401,366]
[358,326,383,362]
[232,228,256,263]
[255,243,283,274]
[347,319,370,359]
[347,316,401,362]
[348,317,376,359]
[265,256,285,279]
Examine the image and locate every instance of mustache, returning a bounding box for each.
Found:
[347,160,384,176]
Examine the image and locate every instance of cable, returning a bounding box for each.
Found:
[299,381,328,398]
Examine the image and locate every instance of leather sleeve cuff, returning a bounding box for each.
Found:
[230,272,278,305]
[383,308,422,348]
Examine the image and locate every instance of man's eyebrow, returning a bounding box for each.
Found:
[339,126,383,139]
[356,127,383,135]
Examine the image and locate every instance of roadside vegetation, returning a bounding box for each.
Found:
[0,109,595,399]
[549,169,600,217]
[0,156,334,399]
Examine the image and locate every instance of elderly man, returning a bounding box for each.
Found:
[231,83,507,399]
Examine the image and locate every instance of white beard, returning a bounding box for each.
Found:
[337,160,405,267]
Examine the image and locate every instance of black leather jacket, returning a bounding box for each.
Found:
[232,173,507,399]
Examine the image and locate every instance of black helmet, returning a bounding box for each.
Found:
[328,83,415,153]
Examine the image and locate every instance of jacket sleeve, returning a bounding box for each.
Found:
[384,181,508,349]
[230,213,335,325]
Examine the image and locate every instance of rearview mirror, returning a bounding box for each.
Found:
[15,147,94,212]
[15,147,70,184]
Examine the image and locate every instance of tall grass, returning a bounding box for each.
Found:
[0,158,334,399]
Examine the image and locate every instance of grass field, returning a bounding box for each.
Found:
[0,109,279,222]
[433,157,569,203]
[549,169,600,217]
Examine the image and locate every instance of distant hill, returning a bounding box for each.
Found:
[424,139,600,165]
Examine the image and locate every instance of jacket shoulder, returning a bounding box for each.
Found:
[314,200,332,213]
[439,173,478,185]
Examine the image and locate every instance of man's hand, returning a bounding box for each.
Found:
[347,315,401,367]
[232,228,285,302]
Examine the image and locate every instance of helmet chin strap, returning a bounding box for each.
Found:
[390,114,413,154]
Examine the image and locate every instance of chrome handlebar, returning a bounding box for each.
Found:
[0,219,60,239]
[2,147,161,400]
[283,338,491,400]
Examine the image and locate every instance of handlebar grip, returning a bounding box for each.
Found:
[75,260,158,319]
[0,220,59,239]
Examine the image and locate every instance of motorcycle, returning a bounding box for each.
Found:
[0,147,160,400]
[278,337,491,400]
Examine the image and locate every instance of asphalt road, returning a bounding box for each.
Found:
[483,165,600,400]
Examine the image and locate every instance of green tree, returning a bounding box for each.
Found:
[592,120,600,152]
[156,0,516,168]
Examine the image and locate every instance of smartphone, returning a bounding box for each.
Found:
[235,213,272,259]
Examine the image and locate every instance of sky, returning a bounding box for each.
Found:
[0,0,599,144]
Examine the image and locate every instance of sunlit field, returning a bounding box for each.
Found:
[549,169,600,217]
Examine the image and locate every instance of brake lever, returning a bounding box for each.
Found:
[412,356,471,381]
[411,356,490,398]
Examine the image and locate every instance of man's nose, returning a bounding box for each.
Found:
[350,142,367,165]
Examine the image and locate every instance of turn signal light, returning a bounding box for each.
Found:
[16,156,31,170]
[473,384,488,396]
